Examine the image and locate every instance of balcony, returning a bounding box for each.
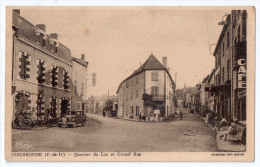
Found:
[152,95,165,101]
[142,93,165,103]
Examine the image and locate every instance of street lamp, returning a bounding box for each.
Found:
[218,14,228,25]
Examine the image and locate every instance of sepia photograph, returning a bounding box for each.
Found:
[4,6,255,161]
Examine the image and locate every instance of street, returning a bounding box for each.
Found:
[12,108,218,152]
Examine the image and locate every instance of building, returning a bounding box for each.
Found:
[207,69,215,112]
[211,10,247,123]
[212,14,232,121]
[175,88,184,108]
[198,75,209,115]
[183,87,197,108]
[86,95,117,114]
[231,10,247,122]
[116,54,175,119]
[71,54,88,113]
[12,10,72,122]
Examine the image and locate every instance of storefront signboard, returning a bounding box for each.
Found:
[237,59,246,89]
[238,89,246,99]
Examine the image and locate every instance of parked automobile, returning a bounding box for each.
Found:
[58,111,86,128]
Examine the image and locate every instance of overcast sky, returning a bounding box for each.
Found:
[20,7,229,97]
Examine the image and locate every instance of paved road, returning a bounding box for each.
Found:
[12,108,218,152]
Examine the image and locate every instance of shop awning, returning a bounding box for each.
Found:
[210,84,231,93]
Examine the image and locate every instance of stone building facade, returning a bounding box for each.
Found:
[12,10,72,121]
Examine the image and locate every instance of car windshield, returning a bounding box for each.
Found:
[67,111,76,115]
[76,111,82,115]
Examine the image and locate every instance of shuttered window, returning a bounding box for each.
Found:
[18,51,31,79]
[36,59,46,84]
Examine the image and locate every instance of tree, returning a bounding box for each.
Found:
[103,99,113,111]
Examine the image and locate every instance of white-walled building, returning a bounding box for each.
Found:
[71,54,88,113]
[117,54,175,119]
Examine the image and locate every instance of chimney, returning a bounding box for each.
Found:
[36,24,46,32]
[81,54,85,61]
[162,57,167,68]
[13,9,20,15]
[50,33,58,39]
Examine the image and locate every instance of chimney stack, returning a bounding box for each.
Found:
[13,9,20,15]
[50,33,58,39]
[162,57,167,68]
[81,54,85,61]
[36,24,46,32]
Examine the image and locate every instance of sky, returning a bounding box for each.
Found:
[20,7,229,97]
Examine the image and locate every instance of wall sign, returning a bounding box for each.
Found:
[237,89,246,98]
[237,59,246,89]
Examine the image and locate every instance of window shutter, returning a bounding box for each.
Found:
[25,54,31,79]
[42,61,46,82]
[54,67,58,85]
[18,52,24,79]
[41,95,45,113]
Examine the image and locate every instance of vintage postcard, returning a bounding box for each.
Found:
[5,6,255,161]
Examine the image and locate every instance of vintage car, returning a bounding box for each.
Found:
[58,111,86,128]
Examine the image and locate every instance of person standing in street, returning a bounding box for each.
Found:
[103,110,105,117]
[180,111,183,120]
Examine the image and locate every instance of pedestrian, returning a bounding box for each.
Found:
[103,110,105,117]
[139,113,142,121]
[180,111,183,120]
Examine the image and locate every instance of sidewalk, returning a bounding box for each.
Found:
[201,117,246,152]
[216,131,246,152]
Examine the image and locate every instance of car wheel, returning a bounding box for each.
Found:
[72,121,76,128]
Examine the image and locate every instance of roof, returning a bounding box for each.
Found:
[72,57,88,68]
[116,54,175,93]
[213,14,231,56]
[202,75,210,83]
[184,87,198,96]
[12,11,72,62]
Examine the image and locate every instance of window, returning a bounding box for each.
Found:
[131,80,133,87]
[42,35,46,47]
[74,80,78,95]
[37,93,44,115]
[151,86,159,96]
[36,59,46,84]
[130,91,133,100]
[136,90,139,98]
[227,31,230,48]
[126,81,129,88]
[136,106,139,116]
[151,72,158,81]
[136,77,139,84]
[51,66,58,87]
[63,70,69,89]
[18,51,31,79]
